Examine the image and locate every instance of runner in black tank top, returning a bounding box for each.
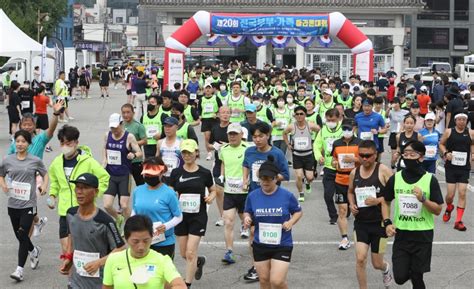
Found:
[348,140,393,288]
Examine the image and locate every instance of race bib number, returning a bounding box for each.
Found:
[277,118,288,129]
[451,151,467,166]
[107,149,121,165]
[425,145,437,158]
[179,194,201,213]
[360,131,373,140]
[326,138,335,154]
[163,155,178,175]
[190,93,197,100]
[73,250,100,278]
[252,163,262,182]
[9,181,31,201]
[338,153,355,169]
[294,137,310,150]
[259,223,282,245]
[146,126,159,138]
[355,186,377,208]
[21,101,30,109]
[231,110,240,118]
[151,222,165,245]
[398,194,422,217]
[225,177,243,194]
[204,103,214,113]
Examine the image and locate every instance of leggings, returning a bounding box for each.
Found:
[8,207,36,267]
[322,167,338,222]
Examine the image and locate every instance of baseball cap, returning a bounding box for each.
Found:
[227,123,243,134]
[70,173,99,188]
[362,98,373,106]
[204,82,212,88]
[180,139,199,152]
[410,101,420,109]
[258,157,280,178]
[323,88,333,95]
[141,163,166,176]
[424,112,436,120]
[163,116,179,126]
[420,85,428,92]
[406,94,414,100]
[403,140,426,156]
[109,113,122,128]
[245,103,257,112]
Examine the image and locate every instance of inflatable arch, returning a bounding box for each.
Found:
[164,11,374,89]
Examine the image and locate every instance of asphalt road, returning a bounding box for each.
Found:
[0,84,472,289]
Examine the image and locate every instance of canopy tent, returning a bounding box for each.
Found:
[0,9,45,57]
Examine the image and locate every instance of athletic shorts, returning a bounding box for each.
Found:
[8,111,20,123]
[223,193,247,214]
[392,239,432,273]
[200,118,218,132]
[335,183,349,204]
[292,153,315,171]
[377,137,384,153]
[353,221,388,254]
[388,133,397,150]
[104,174,130,197]
[59,216,69,239]
[445,168,470,184]
[252,242,293,263]
[35,113,49,130]
[151,244,175,260]
[175,213,208,237]
[100,81,109,87]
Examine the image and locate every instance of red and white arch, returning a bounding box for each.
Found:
[164,11,374,89]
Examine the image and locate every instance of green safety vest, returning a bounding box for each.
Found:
[256,107,271,124]
[210,76,221,84]
[375,109,386,138]
[317,101,335,122]
[337,93,353,109]
[228,95,246,123]
[184,72,189,84]
[318,124,343,169]
[54,79,68,97]
[157,106,172,122]
[272,108,292,136]
[157,68,164,79]
[393,172,434,231]
[313,88,322,104]
[200,95,219,119]
[241,79,253,95]
[306,112,318,140]
[176,122,190,140]
[145,87,152,97]
[142,113,162,145]
[295,96,309,107]
[217,91,228,102]
[2,72,11,87]
[183,105,194,124]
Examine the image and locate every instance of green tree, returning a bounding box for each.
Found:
[0,0,68,41]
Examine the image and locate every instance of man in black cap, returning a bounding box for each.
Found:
[382,141,443,289]
[60,173,125,289]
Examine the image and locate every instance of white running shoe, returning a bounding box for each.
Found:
[33,217,48,237]
[382,262,393,287]
[215,218,224,226]
[206,152,213,161]
[338,239,351,250]
[68,116,75,121]
[30,246,41,269]
[10,268,23,282]
[240,225,250,239]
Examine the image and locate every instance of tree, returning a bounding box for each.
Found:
[0,0,68,41]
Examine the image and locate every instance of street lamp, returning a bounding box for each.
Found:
[37,9,50,42]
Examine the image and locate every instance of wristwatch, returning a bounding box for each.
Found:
[383,219,392,227]
[420,192,427,203]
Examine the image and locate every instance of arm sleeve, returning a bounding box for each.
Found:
[382,175,395,202]
[188,126,199,144]
[197,100,203,115]
[216,97,223,108]
[191,107,200,120]
[164,215,183,231]
[106,221,125,249]
[266,109,274,122]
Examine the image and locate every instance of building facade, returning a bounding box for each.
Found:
[410,0,473,67]
[137,0,424,79]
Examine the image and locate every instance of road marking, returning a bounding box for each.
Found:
[200,241,474,246]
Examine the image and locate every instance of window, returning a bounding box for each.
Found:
[417,0,449,20]
[173,18,188,25]
[116,17,123,23]
[455,0,469,21]
[417,28,449,49]
[454,28,469,50]
[416,57,449,67]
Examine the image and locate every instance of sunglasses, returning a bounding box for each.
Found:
[359,153,374,159]
[295,113,305,116]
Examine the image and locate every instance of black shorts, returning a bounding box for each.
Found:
[104,174,130,197]
[445,167,470,184]
[335,183,348,204]
[353,221,388,254]
[79,80,87,87]
[377,137,384,153]
[252,242,293,263]
[392,239,432,274]
[35,113,49,130]
[388,133,397,150]
[151,244,175,260]
[8,111,20,123]
[292,154,315,171]
[59,216,69,239]
[223,193,247,214]
[175,214,208,237]
[100,81,109,87]
[200,118,218,132]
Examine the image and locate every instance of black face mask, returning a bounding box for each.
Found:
[144,176,160,187]
[403,158,424,175]
[147,104,156,112]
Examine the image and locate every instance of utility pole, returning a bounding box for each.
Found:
[103,10,108,64]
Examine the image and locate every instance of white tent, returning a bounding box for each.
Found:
[0,9,44,57]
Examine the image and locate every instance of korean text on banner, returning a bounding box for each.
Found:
[168,52,184,90]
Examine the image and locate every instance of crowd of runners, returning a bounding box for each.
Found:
[1,60,473,289]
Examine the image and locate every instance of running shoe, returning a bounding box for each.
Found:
[195,256,206,280]
[443,205,454,222]
[243,266,259,282]
[101,95,104,98]
[338,239,351,250]
[454,221,467,231]
[298,193,305,202]
[215,218,224,227]
[33,217,48,237]
[240,226,250,239]
[206,152,213,161]
[45,146,53,153]
[329,218,337,225]
[68,116,75,121]
[10,268,23,282]
[305,182,311,194]
[288,161,292,167]
[116,215,125,235]
[320,168,324,176]
[30,246,41,269]
[382,262,393,287]
[222,250,236,264]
